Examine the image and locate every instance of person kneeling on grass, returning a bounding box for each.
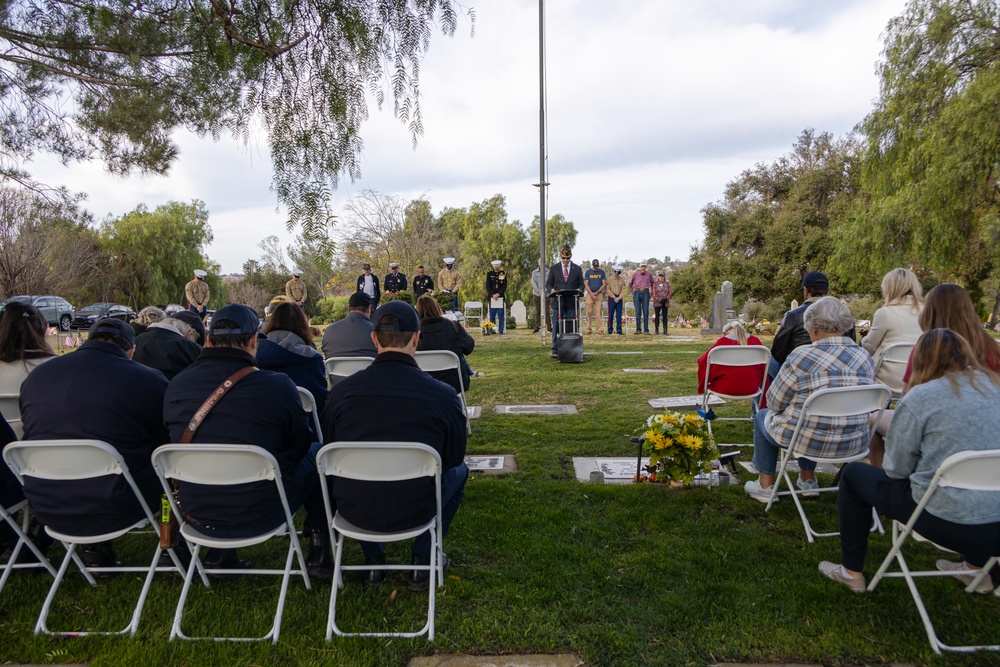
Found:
[819,329,1000,593]
[744,297,875,502]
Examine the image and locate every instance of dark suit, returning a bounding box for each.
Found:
[545,261,585,353]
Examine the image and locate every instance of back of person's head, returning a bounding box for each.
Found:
[802,271,830,298]
[919,283,999,370]
[87,319,135,352]
[372,301,420,349]
[722,321,749,345]
[172,310,206,346]
[208,304,259,351]
[347,292,372,313]
[135,306,166,327]
[415,295,442,320]
[262,301,312,341]
[909,328,998,394]
[881,268,923,311]
[803,296,853,334]
[0,302,54,363]
[161,317,195,340]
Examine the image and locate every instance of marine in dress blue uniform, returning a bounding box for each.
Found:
[485,260,508,334]
[384,262,408,294]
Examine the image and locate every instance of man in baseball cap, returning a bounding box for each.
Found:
[320,299,467,589]
[769,271,854,379]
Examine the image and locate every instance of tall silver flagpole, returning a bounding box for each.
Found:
[536,0,548,343]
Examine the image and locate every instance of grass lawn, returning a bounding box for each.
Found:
[3,328,1000,666]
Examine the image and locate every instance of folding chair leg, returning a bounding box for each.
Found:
[0,505,59,595]
[34,542,80,636]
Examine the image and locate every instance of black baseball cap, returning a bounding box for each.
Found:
[88,318,135,347]
[372,301,420,332]
[802,271,829,289]
[209,304,259,335]
[349,292,372,308]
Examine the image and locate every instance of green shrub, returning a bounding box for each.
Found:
[316,295,350,323]
[383,290,414,305]
[506,315,517,330]
[847,295,880,322]
[434,292,457,311]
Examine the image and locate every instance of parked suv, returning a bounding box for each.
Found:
[0,295,74,331]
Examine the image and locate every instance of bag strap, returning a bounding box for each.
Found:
[180,365,257,443]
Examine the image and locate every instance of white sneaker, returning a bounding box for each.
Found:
[796,476,820,498]
[743,478,776,504]
[936,560,994,594]
[819,561,866,593]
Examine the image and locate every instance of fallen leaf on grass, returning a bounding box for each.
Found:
[390,588,398,601]
[448,575,460,580]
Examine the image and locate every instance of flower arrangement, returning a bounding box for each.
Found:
[481,320,497,335]
[638,411,719,484]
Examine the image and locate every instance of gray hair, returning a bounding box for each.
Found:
[803,296,854,335]
[162,317,194,338]
[136,306,165,326]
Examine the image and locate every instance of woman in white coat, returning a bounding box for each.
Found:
[861,268,923,389]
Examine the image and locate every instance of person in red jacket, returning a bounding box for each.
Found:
[697,322,767,402]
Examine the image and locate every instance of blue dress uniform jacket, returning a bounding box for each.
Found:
[412,274,434,297]
[163,347,313,533]
[320,351,467,533]
[384,271,408,293]
[19,340,169,535]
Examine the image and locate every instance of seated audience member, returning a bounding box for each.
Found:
[696,322,766,397]
[320,301,468,589]
[414,295,477,392]
[172,309,206,346]
[133,316,201,380]
[0,411,27,559]
[869,282,1000,467]
[744,297,875,502]
[0,301,55,396]
[321,292,377,363]
[130,306,165,337]
[163,304,328,574]
[820,329,1000,592]
[257,301,328,415]
[768,271,856,380]
[861,268,923,388]
[18,319,169,567]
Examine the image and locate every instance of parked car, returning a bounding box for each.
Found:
[1,295,74,331]
[70,303,137,330]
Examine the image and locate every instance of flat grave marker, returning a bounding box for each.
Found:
[466,406,482,419]
[606,351,644,355]
[573,457,738,486]
[495,404,578,415]
[622,368,669,373]
[649,395,725,410]
[465,454,518,474]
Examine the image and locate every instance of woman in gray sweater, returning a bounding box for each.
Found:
[820,328,1000,593]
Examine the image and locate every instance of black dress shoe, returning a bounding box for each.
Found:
[364,553,386,587]
[79,541,121,576]
[202,548,252,580]
[304,529,333,581]
[409,552,448,591]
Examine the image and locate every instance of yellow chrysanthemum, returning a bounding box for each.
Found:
[678,434,704,452]
[654,436,672,451]
[663,414,680,426]
[684,414,704,425]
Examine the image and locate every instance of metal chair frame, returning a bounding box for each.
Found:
[414,350,472,434]
[463,301,484,328]
[700,345,771,441]
[324,356,375,386]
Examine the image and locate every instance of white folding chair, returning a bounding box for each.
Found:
[463,301,484,328]
[151,444,312,643]
[624,302,636,335]
[0,393,22,440]
[415,350,472,434]
[324,356,374,385]
[317,442,443,641]
[873,341,915,399]
[867,449,1000,654]
[0,499,59,597]
[700,345,771,440]
[2,439,185,637]
[297,386,323,440]
[765,385,892,542]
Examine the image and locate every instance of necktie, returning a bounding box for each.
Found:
[563,265,569,281]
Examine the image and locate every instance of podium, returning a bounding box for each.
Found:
[550,290,583,363]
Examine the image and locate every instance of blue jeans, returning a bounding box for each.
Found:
[752,409,815,476]
[361,462,469,561]
[767,357,782,382]
[633,290,650,332]
[839,462,1000,572]
[607,298,623,333]
[489,306,505,333]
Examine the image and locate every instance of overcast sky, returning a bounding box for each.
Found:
[28,0,909,274]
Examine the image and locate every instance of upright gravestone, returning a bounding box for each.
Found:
[722,281,735,321]
[790,298,799,311]
[702,291,725,334]
[511,300,527,327]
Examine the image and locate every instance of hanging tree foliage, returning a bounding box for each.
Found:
[831,0,1000,302]
[0,0,473,235]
